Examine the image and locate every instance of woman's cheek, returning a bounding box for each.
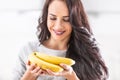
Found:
[47,20,54,29]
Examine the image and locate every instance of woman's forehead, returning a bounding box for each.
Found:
[48,0,69,16]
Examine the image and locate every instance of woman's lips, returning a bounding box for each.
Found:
[53,30,65,35]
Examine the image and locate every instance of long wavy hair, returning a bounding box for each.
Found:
[37,0,108,80]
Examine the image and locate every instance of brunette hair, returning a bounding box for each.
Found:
[37,0,108,80]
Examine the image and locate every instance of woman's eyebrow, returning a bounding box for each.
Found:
[49,13,56,16]
[63,16,69,18]
[49,13,69,18]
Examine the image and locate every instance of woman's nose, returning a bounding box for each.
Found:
[54,20,63,30]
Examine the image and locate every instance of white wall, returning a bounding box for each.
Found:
[0,0,44,10]
[0,0,120,80]
[88,14,120,80]
[83,0,120,12]
[0,11,40,80]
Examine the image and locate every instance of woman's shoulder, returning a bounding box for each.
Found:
[26,40,40,50]
[18,40,40,60]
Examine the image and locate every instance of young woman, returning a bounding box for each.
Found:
[13,0,108,80]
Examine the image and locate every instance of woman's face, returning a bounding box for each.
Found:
[47,0,72,41]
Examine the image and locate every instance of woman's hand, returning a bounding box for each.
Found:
[46,63,80,80]
[21,61,46,80]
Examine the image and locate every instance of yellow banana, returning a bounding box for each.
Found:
[33,52,75,66]
[28,53,63,72]
[28,52,75,72]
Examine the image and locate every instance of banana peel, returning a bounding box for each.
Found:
[28,52,75,72]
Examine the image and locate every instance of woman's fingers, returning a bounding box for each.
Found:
[28,63,36,71]
[26,61,74,77]
[37,69,47,76]
[22,60,49,80]
[27,60,31,65]
[26,60,35,70]
[32,66,41,73]
[60,63,71,71]
[46,69,54,74]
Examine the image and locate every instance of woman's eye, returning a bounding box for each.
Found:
[63,18,70,22]
[50,17,56,20]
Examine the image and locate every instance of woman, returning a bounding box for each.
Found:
[13,0,108,80]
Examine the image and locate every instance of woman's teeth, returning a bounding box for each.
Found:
[54,31,65,35]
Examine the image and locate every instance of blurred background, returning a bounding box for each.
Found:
[0,0,120,80]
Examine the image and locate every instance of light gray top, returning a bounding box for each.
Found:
[12,41,66,80]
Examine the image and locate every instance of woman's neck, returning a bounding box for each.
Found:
[43,38,69,50]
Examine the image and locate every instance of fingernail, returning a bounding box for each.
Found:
[60,63,64,66]
[46,69,49,71]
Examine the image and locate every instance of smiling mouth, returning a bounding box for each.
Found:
[53,30,65,35]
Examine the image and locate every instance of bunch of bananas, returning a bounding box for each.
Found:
[28,52,75,72]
